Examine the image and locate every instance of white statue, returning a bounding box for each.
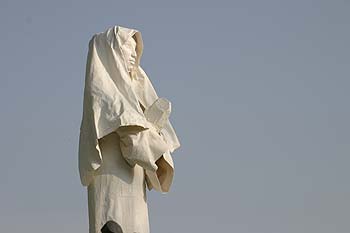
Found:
[78,25,181,233]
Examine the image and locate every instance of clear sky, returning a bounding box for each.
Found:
[1,1,349,233]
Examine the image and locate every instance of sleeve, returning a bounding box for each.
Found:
[116,124,175,193]
[116,124,169,173]
[144,149,175,193]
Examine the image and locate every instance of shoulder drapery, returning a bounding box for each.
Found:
[79,25,180,193]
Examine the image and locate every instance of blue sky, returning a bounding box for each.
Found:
[1,1,349,232]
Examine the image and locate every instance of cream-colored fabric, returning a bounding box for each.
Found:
[88,132,150,233]
[78,25,181,190]
[80,25,181,233]
[117,124,168,172]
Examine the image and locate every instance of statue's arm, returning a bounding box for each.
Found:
[116,125,168,172]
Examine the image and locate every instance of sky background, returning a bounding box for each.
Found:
[1,1,349,233]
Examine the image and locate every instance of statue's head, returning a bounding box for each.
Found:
[121,35,138,73]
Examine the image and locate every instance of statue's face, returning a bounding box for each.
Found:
[122,36,137,72]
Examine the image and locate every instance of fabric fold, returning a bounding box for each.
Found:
[116,124,168,172]
[78,25,180,191]
[144,149,174,193]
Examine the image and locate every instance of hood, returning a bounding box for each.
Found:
[79,25,180,187]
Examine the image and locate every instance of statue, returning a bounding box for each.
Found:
[78,25,181,233]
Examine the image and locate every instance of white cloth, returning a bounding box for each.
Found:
[78,24,180,189]
[79,25,181,233]
[88,131,150,233]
